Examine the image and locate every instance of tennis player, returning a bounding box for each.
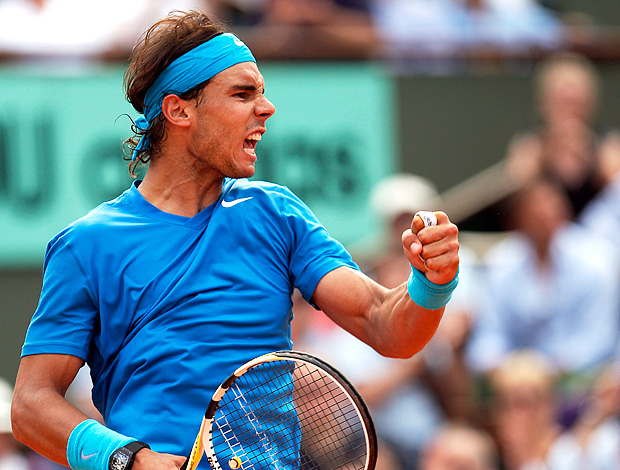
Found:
[11,10,460,470]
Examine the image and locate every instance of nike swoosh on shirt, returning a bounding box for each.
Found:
[81,451,98,460]
[221,197,253,208]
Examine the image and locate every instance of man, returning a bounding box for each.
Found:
[419,422,498,470]
[466,177,620,374]
[11,10,460,470]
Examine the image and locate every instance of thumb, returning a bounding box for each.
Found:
[411,211,437,235]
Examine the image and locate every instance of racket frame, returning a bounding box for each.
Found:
[184,350,377,470]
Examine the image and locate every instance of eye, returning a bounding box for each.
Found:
[233,92,250,99]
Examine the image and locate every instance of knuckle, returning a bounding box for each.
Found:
[447,222,459,236]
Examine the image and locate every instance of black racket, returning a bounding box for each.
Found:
[180,350,377,470]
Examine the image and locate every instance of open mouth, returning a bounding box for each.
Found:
[243,132,262,155]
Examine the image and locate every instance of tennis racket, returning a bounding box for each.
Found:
[180,350,377,470]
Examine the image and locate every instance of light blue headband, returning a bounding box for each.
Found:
[132,33,256,160]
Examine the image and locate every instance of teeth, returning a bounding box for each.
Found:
[247,132,262,141]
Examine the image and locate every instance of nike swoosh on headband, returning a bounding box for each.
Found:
[221,197,253,208]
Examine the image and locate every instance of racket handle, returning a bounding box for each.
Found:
[179,458,189,470]
[415,211,437,228]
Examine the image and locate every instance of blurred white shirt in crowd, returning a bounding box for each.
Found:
[466,224,620,374]
[0,0,208,57]
[372,0,565,59]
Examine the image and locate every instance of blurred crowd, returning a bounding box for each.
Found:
[0,0,617,63]
[291,51,620,470]
[2,1,620,470]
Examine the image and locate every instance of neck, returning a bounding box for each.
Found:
[137,155,225,217]
[532,237,553,267]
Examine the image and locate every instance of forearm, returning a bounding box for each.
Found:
[366,282,446,358]
[314,268,445,358]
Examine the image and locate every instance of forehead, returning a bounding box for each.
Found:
[544,65,594,94]
[211,62,265,88]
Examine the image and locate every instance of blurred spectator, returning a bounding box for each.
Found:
[579,171,620,252]
[490,350,561,470]
[545,362,620,470]
[209,0,378,59]
[371,0,564,69]
[491,352,620,470]
[419,422,499,470]
[504,52,620,217]
[466,178,620,378]
[0,0,205,60]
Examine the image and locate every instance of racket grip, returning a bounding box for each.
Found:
[415,211,437,228]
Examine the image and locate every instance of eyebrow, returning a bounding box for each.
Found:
[230,84,264,93]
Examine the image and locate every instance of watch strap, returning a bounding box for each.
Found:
[124,441,150,454]
[109,441,150,470]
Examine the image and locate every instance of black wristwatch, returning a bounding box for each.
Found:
[108,441,150,470]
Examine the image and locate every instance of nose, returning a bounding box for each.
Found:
[256,95,276,120]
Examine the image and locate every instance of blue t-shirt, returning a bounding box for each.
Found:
[22,178,357,458]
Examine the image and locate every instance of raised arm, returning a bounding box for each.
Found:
[312,211,459,358]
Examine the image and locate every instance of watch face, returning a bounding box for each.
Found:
[110,450,131,470]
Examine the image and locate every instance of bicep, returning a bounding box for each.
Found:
[312,266,388,345]
[15,354,84,396]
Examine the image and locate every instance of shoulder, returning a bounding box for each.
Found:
[227,179,300,201]
[558,223,620,267]
[482,233,531,267]
[226,179,311,216]
[47,188,134,251]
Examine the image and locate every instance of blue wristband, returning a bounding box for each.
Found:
[67,419,136,470]
[407,266,459,310]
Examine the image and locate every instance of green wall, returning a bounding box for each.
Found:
[552,0,620,25]
[398,63,620,191]
[1,269,42,383]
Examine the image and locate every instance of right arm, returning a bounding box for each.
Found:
[11,354,185,470]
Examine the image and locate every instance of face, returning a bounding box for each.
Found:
[186,62,276,179]
[540,65,596,125]
[513,181,571,247]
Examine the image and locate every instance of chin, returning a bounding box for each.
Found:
[229,166,256,180]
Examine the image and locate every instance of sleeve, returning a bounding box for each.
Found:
[277,187,359,305]
[21,235,99,360]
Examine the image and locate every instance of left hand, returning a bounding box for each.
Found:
[402,211,459,285]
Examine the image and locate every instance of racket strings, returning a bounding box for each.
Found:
[216,393,283,469]
[294,372,367,470]
[212,360,369,470]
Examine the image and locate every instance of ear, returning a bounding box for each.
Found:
[161,94,192,128]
